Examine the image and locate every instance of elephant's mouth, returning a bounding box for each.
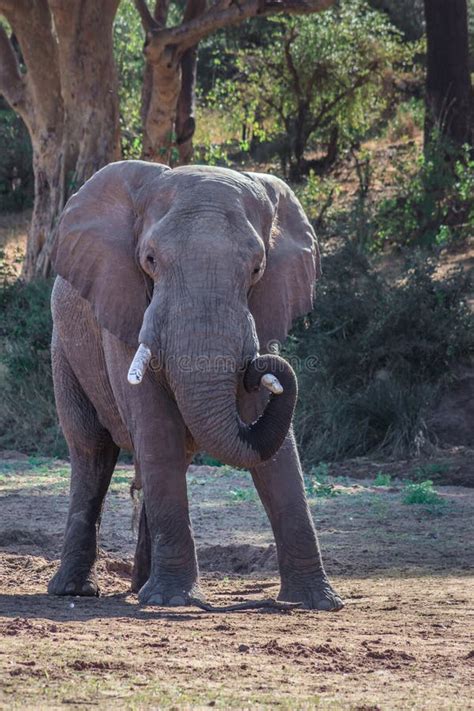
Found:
[127,343,297,468]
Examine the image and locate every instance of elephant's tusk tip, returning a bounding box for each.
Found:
[127,370,143,385]
[127,344,152,386]
[261,373,284,395]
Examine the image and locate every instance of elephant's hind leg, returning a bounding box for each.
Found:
[48,335,119,596]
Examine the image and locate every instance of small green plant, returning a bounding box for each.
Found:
[229,487,256,502]
[305,462,339,497]
[402,479,443,506]
[305,477,339,498]
[373,471,392,486]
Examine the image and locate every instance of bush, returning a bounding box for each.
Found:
[113,4,145,159]
[375,141,474,248]
[0,276,65,456]
[286,242,474,463]
[402,479,443,506]
[0,105,33,212]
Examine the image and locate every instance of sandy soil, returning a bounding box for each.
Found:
[0,454,473,709]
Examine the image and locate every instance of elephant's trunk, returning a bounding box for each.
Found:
[130,297,297,469]
[166,351,297,469]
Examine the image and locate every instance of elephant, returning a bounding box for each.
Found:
[48,160,343,611]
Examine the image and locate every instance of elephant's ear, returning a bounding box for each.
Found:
[245,172,321,351]
[53,160,170,347]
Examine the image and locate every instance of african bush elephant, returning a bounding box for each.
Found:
[48,160,343,611]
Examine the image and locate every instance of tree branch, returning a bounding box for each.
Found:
[146,0,335,61]
[0,24,27,114]
[134,0,159,32]
[283,29,301,98]
[308,65,377,134]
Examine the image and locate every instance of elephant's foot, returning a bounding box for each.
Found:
[48,561,99,597]
[138,576,203,607]
[278,574,344,611]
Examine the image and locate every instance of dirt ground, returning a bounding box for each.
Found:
[0,453,473,709]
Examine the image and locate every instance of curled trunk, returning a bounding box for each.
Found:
[168,353,297,469]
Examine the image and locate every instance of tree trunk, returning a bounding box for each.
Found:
[142,58,182,164]
[175,45,199,165]
[175,0,206,165]
[51,0,121,187]
[140,0,205,165]
[0,0,121,280]
[423,0,474,148]
[26,138,66,278]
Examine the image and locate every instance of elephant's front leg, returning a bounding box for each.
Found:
[133,391,201,607]
[48,337,120,597]
[250,431,343,611]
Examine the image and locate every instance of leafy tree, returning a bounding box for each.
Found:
[0,1,121,279]
[1,0,334,279]
[133,0,333,165]
[213,0,416,179]
[114,3,145,159]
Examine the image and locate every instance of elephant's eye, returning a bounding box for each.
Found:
[253,266,261,275]
[146,254,156,267]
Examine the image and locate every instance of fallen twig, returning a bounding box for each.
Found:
[189,597,302,613]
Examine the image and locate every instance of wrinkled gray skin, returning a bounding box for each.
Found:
[48,161,343,611]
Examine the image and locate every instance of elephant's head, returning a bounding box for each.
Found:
[53,161,320,469]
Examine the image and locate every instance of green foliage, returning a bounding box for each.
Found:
[294,172,341,227]
[386,97,424,141]
[0,106,33,212]
[113,4,145,159]
[286,243,474,463]
[305,461,340,497]
[207,1,418,177]
[373,471,392,486]
[375,141,474,248]
[0,275,65,456]
[305,477,340,498]
[402,479,443,506]
[368,0,425,40]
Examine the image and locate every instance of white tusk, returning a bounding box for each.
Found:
[261,373,284,395]
[127,344,152,385]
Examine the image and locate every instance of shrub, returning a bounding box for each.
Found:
[402,479,443,505]
[286,242,474,463]
[374,471,392,486]
[0,106,33,212]
[294,172,341,229]
[375,140,474,248]
[113,3,144,159]
[0,276,65,456]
